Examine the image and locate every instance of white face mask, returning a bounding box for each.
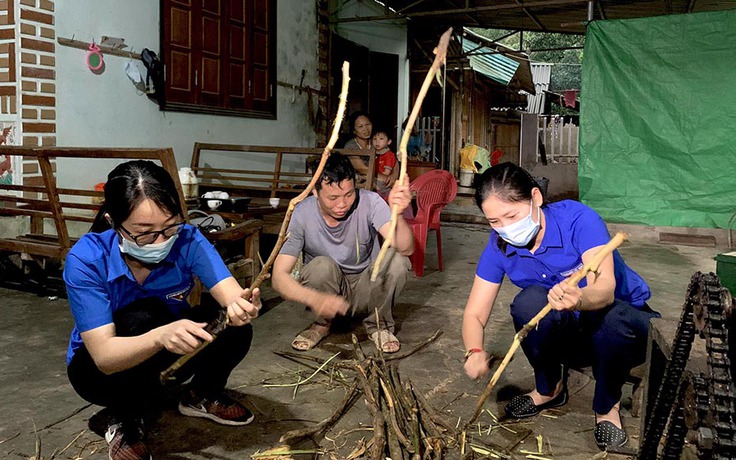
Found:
[494,199,541,247]
[119,233,179,264]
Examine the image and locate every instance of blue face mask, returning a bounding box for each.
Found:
[119,233,179,264]
[494,200,541,247]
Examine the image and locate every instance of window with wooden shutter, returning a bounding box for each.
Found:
[161,0,276,118]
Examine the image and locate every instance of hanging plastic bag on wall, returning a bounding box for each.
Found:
[124,61,146,92]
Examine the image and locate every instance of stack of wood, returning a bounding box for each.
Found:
[260,329,534,460]
[348,339,456,459]
[275,331,456,459]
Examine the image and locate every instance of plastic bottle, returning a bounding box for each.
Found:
[178,167,199,199]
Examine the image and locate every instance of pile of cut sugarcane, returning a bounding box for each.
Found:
[272,331,455,460]
[261,330,531,460]
[344,336,456,460]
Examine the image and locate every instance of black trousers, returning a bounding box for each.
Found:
[67,297,252,418]
[509,285,659,414]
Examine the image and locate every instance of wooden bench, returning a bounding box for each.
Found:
[0,146,261,300]
[190,143,377,200]
[0,147,185,261]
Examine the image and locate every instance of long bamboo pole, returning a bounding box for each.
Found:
[160,62,352,384]
[370,28,453,282]
[466,232,629,425]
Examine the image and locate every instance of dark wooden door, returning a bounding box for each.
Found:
[200,0,224,107]
[331,33,369,127]
[330,34,399,145]
[165,0,195,105]
[368,51,399,143]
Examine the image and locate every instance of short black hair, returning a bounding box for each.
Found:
[372,126,394,146]
[372,127,390,137]
[316,154,356,191]
[349,111,371,130]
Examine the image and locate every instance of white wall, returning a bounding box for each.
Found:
[53,0,318,189]
[333,1,409,131]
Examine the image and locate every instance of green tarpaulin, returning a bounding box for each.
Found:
[579,10,736,228]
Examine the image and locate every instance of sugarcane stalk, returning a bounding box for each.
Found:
[410,397,422,460]
[388,366,414,426]
[371,28,453,281]
[383,366,414,444]
[273,350,357,369]
[385,329,443,362]
[467,232,629,425]
[384,396,405,460]
[435,438,445,460]
[160,62,352,384]
[411,382,454,433]
[379,376,413,450]
[368,369,387,460]
[352,333,367,363]
[380,366,409,433]
[374,307,386,362]
[279,380,359,444]
[418,410,442,441]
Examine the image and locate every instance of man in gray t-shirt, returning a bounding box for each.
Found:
[272,154,414,353]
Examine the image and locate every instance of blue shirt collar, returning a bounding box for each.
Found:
[538,207,563,251]
[503,206,562,256]
[107,232,132,282]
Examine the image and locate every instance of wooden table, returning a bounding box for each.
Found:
[204,198,288,235]
[185,217,263,306]
[186,197,289,266]
[185,200,271,304]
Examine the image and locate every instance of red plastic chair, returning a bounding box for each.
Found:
[405,170,458,277]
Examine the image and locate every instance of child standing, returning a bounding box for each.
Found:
[372,130,398,195]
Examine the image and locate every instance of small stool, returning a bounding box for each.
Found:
[568,363,646,417]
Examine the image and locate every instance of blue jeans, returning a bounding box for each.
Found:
[510,285,659,414]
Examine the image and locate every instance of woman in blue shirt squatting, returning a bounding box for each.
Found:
[461,162,659,451]
[64,161,261,460]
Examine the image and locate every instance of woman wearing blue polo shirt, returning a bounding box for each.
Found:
[64,161,260,460]
[461,162,659,451]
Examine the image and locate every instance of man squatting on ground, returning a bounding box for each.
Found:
[271,154,415,353]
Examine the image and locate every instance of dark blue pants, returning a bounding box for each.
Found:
[67,297,252,418]
[510,285,659,414]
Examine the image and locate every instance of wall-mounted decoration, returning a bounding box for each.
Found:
[0,123,16,185]
[58,37,141,61]
[87,42,105,73]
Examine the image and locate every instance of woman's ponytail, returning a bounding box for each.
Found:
[90,203,111,233]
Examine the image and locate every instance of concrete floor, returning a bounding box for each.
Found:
[0,221,723,460]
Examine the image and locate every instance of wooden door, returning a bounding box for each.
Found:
[330,34,369,130]
[368,51,398,142]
